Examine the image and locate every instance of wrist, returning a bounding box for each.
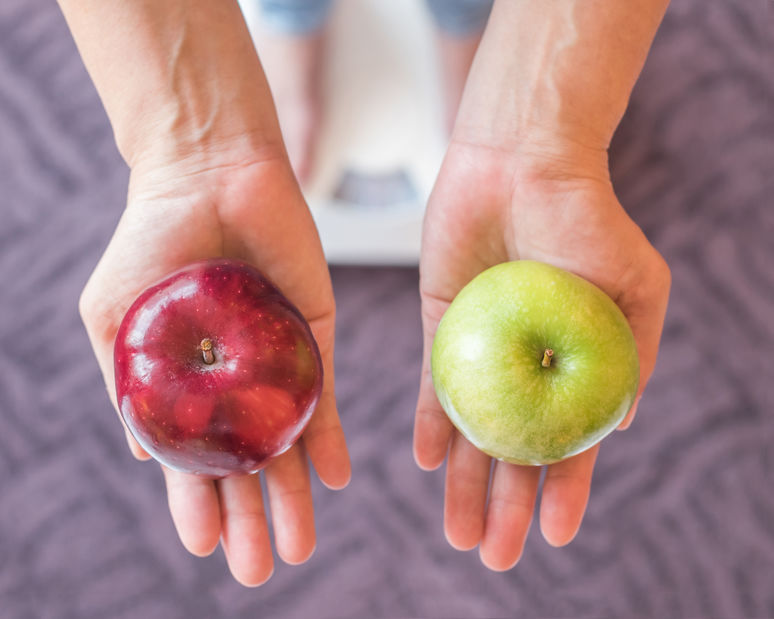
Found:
[452,51,620,170]
[112,37,284,172]
[447,129,611,190]
[60,0,285,172]
[451,64,618,183]
[123,109,286,178]
[451,0,669,172]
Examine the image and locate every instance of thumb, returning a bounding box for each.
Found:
[616,255,671,430]
[413,291,455,470]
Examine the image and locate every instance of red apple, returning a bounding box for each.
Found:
[113,259,322,477]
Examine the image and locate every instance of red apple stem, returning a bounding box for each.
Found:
[200,338,215,365]
[541,348,554,368]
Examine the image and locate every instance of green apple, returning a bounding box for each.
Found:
[431,260,639,465]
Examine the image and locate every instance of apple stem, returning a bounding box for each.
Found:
[541,348,554,368]
[200,338,215,365]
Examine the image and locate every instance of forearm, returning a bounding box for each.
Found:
[58,0,282,169]
[455,0,669,159]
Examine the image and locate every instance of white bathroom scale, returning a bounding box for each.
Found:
[241,0,447,265]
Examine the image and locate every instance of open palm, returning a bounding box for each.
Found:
[79,151,350,586]
[414,141,670,570]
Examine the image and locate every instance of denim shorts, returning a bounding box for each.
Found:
[258,0,493,36]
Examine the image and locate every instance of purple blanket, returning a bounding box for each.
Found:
[2,0,773,617]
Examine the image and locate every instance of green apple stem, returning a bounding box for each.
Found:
[200,338,215,365]
[541,348,554,368]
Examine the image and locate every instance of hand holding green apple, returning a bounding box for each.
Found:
[414,136,670,570]
[431,260,640,465]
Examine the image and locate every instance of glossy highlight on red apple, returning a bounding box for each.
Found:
[113,259,322,477]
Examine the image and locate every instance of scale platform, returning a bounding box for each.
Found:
[241,0,447,265]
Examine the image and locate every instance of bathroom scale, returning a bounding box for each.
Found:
[240,0,447,265]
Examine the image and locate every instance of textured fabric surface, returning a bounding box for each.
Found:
[2,1,773,617]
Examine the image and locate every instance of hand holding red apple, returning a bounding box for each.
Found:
[79,151,350,587]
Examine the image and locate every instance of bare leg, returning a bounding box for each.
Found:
[254,28,326,184]
[435,29,484,135]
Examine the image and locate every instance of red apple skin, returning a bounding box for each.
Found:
[113,259,322,477]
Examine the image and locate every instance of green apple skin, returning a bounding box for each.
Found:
[431,260,639,466]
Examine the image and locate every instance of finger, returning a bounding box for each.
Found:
[218,472,274,587]
[539,444,600,547]
[302,333,351,490]
[444,432,492,550]
[265,443,316,565]
[413,359,454,471]
[617,256,671,429]
[162,467,221,557]
[82,291,151,459]
[479,461,541,571]
[414,298,454,471]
